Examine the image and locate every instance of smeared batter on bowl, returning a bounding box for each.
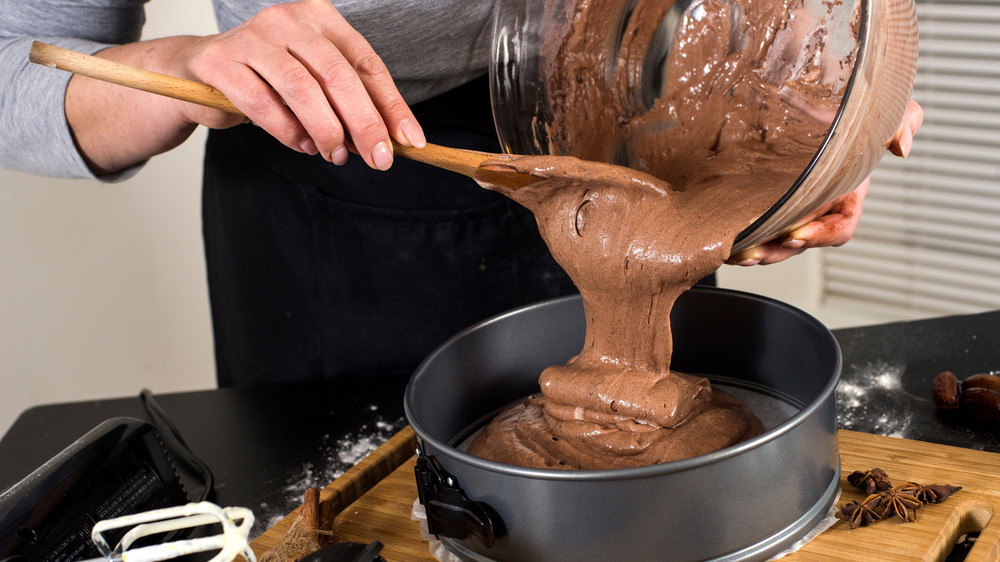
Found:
[467,0,857,469]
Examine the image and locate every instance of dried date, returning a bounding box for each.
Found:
[962,373,1000,393]
[932,371,1000,420]
[931,371,961,411]
[960,387,1000,421]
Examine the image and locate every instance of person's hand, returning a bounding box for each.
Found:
[176,0,424,170]
[727,99,924,266]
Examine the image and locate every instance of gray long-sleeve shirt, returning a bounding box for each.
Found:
[0,0,492,179]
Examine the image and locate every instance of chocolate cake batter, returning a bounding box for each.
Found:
[467,0,857,469]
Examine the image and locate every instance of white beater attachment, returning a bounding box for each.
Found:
[82,502,256,562]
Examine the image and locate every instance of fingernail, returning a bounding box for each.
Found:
[331,144,349,165]
[372,141,393,171]
[401,119,426,148]
[299,138,318,155]
[735,258,762,267]
[900,127,913,158]
[782,238,806,249]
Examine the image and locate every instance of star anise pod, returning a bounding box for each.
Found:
[839,494,882,529]
[878,486,922,522]
[847,468,892,495]
[898,482,963,504]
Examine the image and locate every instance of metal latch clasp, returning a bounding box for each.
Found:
[414,446,498,548]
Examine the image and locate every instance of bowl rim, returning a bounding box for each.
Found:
[733,0,871,246]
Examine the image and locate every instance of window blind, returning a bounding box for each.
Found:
[821,0,1000,317]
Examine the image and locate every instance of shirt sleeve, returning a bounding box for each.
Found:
[0,0,148,181]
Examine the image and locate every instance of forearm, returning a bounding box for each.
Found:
[65,36,229,176]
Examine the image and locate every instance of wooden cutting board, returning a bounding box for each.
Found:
[250,428,1000,561]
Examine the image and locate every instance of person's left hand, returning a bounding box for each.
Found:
[727,98,924,266]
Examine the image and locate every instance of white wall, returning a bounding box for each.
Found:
[716,248,903,329]
[1,1,219,436]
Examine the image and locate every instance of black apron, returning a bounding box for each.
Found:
[202,77,578,387]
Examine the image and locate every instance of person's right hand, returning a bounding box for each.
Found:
[174,0,425,170]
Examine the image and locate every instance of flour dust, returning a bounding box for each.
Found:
[837,361,912,438]
[252,407,407,537]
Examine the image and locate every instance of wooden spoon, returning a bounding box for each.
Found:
[28,41,537,190]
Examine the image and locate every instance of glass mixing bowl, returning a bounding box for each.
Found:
[489,0,918,253]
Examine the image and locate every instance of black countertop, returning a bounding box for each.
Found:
[833,308,999,452]
[0,375,410,537]
[2,308,998,537]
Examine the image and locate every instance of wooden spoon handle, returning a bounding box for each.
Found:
[29,41,241,115]
[28,41,520,183]
[392,142,503,178]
